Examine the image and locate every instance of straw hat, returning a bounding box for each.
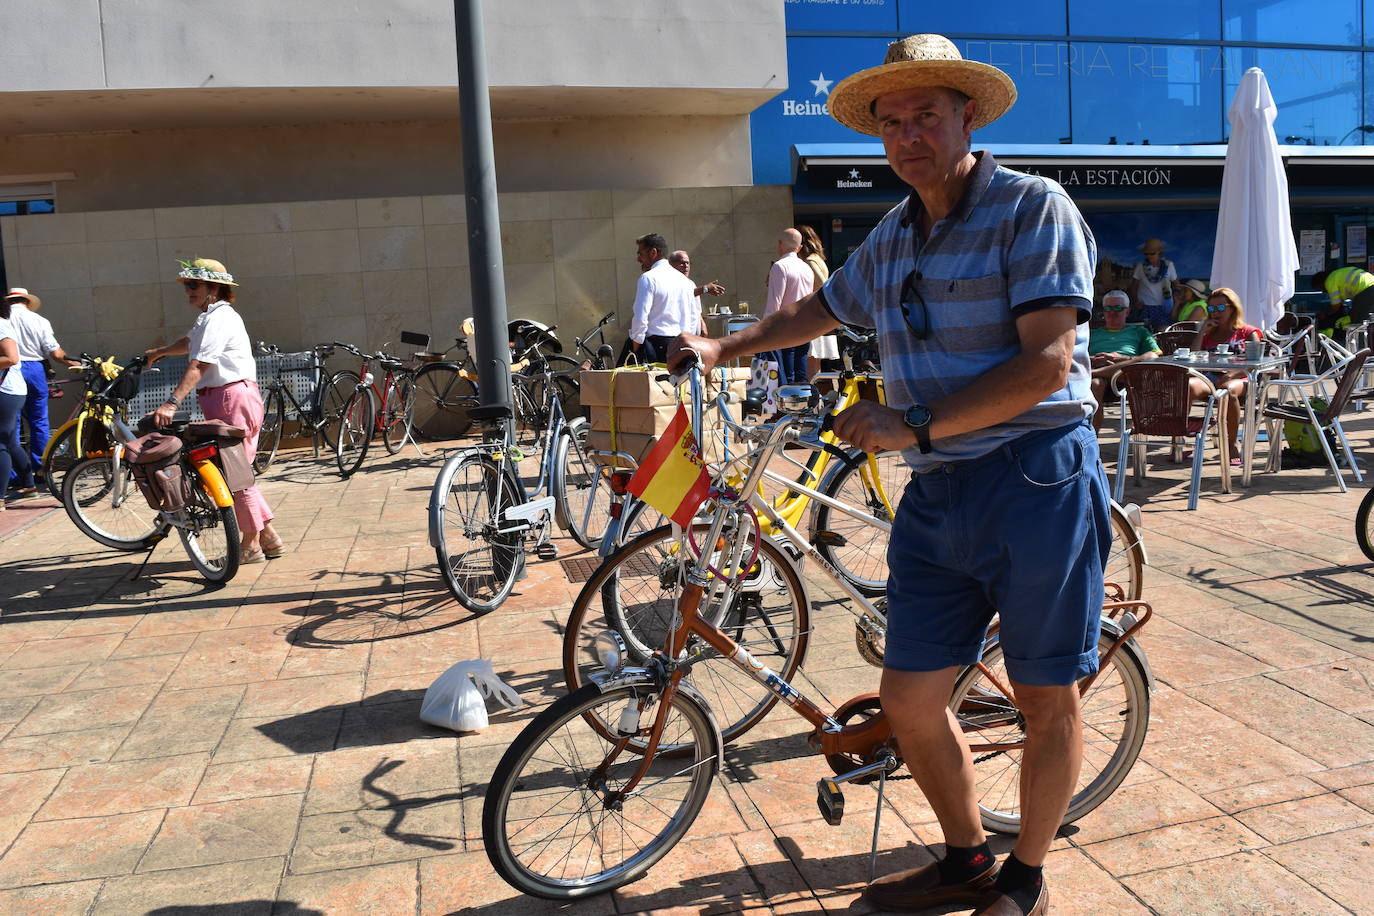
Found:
[4,287,41,311]
[1179,278,1208,298]
[176,257,238,287]
[827,34,1016,136]
[1140,238,1167,255]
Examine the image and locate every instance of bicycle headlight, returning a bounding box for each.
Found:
[594,630,627,674]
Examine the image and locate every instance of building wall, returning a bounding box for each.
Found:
[0,115,755,212]
[0,186,792,364]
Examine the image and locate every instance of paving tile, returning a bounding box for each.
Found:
[92,858,284,915]
[239,673,365,719]
[1040,846,1152,915]
[0,664,85,699]
[1269,657,1374,715]
[419,850,618,914]
[0,879,103,915]
[0,725,131,773]
[10,683,160,737]
[0,809,164,888]
[1188,676,1374,768]
[35,752,209,820]
[1340,782,1374,813]
[213,710,343,763]
[1233,792,1374,844]
[278,860,417,915]
[335,699,451,748]
[0,769,65,851]
[63,653,181,692]
[304,739,458,816]
[166,625,293,689]
[1203,775,1329,813]
[125,604,240,639]
[107,631,198,659]
[113,684,245,761]
[1166,607,1347,670]
[288,800,462,874]
[1066,776,1223,845]
[1124,848,1344,915]
[611,832,767,914]
[139,794,304,872]
[1082,815,1268,877]
[1309,761,1374,792]
[1137,617,1276,689]
[193,756,315,805]
[0,695,39,726]
[1,634,124,670]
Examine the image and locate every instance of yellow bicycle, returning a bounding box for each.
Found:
[40,356,141,502]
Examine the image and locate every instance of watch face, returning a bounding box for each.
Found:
[904,405,932,428]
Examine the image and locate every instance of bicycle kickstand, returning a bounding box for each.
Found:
[816,749,901,883]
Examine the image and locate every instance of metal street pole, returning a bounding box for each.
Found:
[453,0,511,410]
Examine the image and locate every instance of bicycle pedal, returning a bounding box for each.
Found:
[535,543,558,560]
[813,530,847,549]
[816,778,845,826]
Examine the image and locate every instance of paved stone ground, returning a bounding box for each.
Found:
[2,417,1374,916]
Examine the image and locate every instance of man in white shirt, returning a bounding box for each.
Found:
[627,233,701,363]
[764,229,816,383]
[4,288,77,474]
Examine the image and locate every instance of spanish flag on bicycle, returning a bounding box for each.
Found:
[627,404,710,527]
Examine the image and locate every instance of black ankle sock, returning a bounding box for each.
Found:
[936,841,995,884]
[993,853,1044,913]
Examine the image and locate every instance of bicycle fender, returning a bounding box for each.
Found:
[1099,615,1156,693]
[193,459,235,508]
[42,419,80,465]
[586,667,724,738]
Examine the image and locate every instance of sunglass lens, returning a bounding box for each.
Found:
[184,281,200,291]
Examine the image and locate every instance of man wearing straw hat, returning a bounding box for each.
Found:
[670,34,1104,916]
[4,288,78,477]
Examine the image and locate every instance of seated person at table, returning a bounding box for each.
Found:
[1171,278,1209,324]
[1191,287,1261,466]
[1089,290,1161,429]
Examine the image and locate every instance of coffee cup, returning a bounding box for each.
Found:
[1245,339,1264,360]
[1216,343,1231,355]
[1173,348,1190,358]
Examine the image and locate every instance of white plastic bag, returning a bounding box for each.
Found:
[419,659,524,732]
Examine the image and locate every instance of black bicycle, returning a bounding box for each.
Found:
[254,342,359,473]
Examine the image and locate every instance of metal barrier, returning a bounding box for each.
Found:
[127,351,317,421]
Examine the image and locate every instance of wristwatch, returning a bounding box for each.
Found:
[903,404,934,454]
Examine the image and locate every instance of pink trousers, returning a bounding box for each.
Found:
[197,380,274,535]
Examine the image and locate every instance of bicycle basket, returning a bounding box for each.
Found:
[106,365,143,402]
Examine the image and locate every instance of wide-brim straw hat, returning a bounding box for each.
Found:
[1180,278,1208,298]
[1140,238,1167,255]
[176,257,238,287]
[4,287,41,311]
[828,34,1016,136]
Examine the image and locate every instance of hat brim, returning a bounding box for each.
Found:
[4,292,40,311]
[828,58,1016,136]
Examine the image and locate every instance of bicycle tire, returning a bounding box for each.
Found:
[61,457,168,551]
[1358,486,1374,563]
[41,423,80,500]
[178,477,241,583]
[482,681,720,900]
[1106,501,1146,601]
[411,363,476,441]
[552,418,613,550]
[949,629,1151,834]
[254,387,284,473]
[433,453,523,614]
[812,449,907,597]
[381,374,416,455]
[334,387,375,478]
[562,522,810,745]
[318,370,360,450]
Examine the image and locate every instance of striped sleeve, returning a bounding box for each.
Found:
[1007,185,1096,313]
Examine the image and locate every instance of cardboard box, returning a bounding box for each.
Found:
[579,366,749,408]
[588,404,680,436]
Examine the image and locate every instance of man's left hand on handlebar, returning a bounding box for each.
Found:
[831,400,917,454]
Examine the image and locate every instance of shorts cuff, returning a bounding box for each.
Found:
[1002,649,1099,687]
[883,635,983,673]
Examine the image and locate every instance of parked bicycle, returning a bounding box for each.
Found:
[483,360,1154,900]
[253,342,359,473]
[332,340,427,477]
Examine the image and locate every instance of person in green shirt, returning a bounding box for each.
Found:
[1089,289,1162,429]
[1314,266,1374,327]
[1171,278,1209,324]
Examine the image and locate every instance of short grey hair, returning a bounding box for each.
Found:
[1103,290,1129,308]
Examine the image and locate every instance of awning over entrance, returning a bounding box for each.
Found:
[792,143,1374,209]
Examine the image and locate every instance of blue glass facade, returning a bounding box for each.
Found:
[757,0,1374,184]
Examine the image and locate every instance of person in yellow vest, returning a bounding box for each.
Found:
[1170,278,1210,324]
[1313,267,1374,335]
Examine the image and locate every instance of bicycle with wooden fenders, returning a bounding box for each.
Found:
[483,358,1155,899]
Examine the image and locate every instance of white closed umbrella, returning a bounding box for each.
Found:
[1211,67,1299,331]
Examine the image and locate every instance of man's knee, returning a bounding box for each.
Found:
[1009,682,1080,736]
[880,666,962,730]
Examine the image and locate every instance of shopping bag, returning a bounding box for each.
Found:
[749,356,782,416]
[419,659,523,732]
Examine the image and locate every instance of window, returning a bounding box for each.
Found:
[1069,42,1225,144]
[1224,47,1361,146]
[905,0,1068,37]
[956,39,1071,143]
[1223,0,1361,47]
[1069,0,1221,40]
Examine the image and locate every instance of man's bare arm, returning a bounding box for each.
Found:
[668,292,837,371]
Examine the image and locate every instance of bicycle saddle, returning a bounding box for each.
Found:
[468,404,513,422]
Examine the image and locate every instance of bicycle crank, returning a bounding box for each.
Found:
[816,749,900,826]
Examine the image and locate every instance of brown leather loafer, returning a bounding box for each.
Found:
[862,859,999,912]
[971,877,1048,915]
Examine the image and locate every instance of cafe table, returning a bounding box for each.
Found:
[1154,350,1287,486]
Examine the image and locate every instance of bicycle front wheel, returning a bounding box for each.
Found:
[61,458,167,551]
[553,418,613,550]
[411,364,476,441]
[950,629,1151,834]
[254,387,284,473]
[318,370,360,450]
[178,478,241,583]
[482,682,720,900]
[563,523,810,745]
[381,375,416,455]
[1106,501,1146,601]
[434,454,523,613]
[334,388,375,478]
[812,449,907,597]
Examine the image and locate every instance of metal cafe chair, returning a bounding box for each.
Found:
[1261,347,1371,492]
[1154,330,1198,354]
[1166,321,1201,332]
[1112,363,1231,511]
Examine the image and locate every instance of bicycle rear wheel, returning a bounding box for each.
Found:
[1358,486,1374,562]
[433,454,523,613]
[812,449,907,597]
[61,458,168,551]
[334,388,375,478]
[381,375,416,455]
[562,522,810,745]
[950,629,1151,834]
[539,356,585,420]
[254,387,284,473]
[178,477,241,583]
[1106,501,1146,601]
[553,418,613,550]
[482,682,720,900]
[411,364,476,441]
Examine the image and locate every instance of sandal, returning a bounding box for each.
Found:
[261,536,285,559]
[240,548,267,564]
[1228,457,1243,467]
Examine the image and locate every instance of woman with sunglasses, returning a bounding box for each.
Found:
[1190,286,1260,466]
[144,258,283,562]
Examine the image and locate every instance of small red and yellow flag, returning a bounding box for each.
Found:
[627,404,711,527]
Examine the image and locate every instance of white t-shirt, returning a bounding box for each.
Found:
[187,301,257,388]
[0,319,27,396]
[8,303,60,361]
[1131,259,1177,307]
[629,259,700,342]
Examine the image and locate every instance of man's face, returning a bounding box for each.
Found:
[636,244,657,272]
[874,87,974,189]
[671,257,690,277]
[1103,299,1129,329]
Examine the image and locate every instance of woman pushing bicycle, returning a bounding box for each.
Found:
[144,258,284,564]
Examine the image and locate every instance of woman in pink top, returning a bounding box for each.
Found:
[1189,287,1261,465]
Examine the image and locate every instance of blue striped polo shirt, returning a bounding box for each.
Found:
[820,151,1097,472]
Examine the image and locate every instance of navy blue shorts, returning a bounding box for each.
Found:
[884,422,1110,686]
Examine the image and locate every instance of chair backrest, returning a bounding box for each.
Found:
[1154,330,1197,354]
[1275,311,1300,334]
[1319,348,1372,422]
[1118,363,1204,437]
[1167,321,1200,332]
